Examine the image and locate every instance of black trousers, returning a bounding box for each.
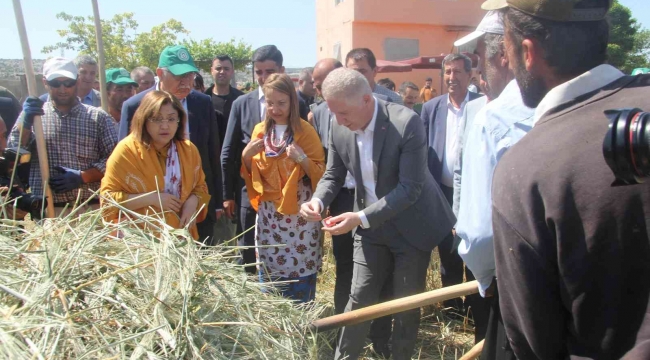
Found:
[197,219,216,246]
[238,204,258,274]
[438,184,490,343]
[438,185,465,312]
[329,188,392,343]
[481,282,516,360]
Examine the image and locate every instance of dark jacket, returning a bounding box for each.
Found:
[118,87,223,221]
[492,74,650,360]
[204,85,244,146]
[421,92,482,184]
[314,99,455,251]
[221,89,263,208]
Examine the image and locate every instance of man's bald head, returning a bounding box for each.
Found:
[313,58,343,96]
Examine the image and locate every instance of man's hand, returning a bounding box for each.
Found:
[49,166,84,193]
[21,96,44,128]
[485,278,497,298]
[300,198,322,222]
[223,200,235,219]
[216,209,223,220]
[322,212,361,235]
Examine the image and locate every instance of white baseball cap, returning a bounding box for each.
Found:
[42,57,78,81]
[454,11,505,47]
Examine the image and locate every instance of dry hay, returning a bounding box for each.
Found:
[0,201,332,359]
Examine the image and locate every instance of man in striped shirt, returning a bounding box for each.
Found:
[9,57,117,217]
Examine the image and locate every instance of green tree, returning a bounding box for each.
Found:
[183,38,253,72]
[608,1,650,73]
[43,12,252,72]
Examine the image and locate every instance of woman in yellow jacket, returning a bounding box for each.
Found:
[241,73,325,302]
[101,91,210,240]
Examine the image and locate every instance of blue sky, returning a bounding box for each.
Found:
[0,0,648,68]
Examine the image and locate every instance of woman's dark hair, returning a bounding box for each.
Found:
[130,91,187,145]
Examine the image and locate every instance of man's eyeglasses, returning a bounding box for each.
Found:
[166,71,196,82]
[148,117,180,125]
[47,79,77,88]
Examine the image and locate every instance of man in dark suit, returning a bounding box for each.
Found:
[220,45,285,273]
[205,54,245,146]
[118,45,222,245]
[301,68,455,360]
[421,53,482,314]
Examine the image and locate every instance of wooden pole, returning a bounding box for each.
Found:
[310,281,479,332]
[459,339,484,360]
[91,0,109,112]
[11,0,56,218]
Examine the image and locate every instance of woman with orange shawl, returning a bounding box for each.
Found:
[242,73,325,303]
[100,91,210,240]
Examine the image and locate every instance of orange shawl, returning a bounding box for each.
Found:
[241,120,325,215]
[100,134,210,239]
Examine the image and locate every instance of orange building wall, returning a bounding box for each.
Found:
[316,0,486,98]
[352,21,471,95]
[354,0,485,26]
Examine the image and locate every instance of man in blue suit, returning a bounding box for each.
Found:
[220,45,286,273]
[118,45,222,245]
[421,53,482,315]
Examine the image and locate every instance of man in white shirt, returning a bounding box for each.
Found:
[420,53,483,315]
[300,68,454,360]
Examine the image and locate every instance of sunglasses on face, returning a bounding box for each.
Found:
[47,79,77,88]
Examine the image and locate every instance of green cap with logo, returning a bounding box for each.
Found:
[482,0,612,22]
[106,68,137,86]
[158,45,199,75]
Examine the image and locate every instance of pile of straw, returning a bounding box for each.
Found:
[0,201,330,359]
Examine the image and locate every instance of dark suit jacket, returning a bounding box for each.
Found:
[421,92,482,184]
[221,89,263,208]
[313,99,455,251]
[118,88,222,222]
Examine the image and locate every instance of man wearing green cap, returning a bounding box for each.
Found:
[105,68,137,130]
[119,45,223,245]
[480,0,650,359]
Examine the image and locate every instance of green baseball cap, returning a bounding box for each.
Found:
[106,68,137,86]
[482,0,612,22]
[158,45,199,75]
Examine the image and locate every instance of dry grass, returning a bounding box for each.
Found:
[316,233,476,360]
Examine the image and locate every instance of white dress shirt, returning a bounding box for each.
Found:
[441,92,470,187]
[533,64,625,126]
[259,88,267,119]
[354,98,379,228]
[315,98,378,229]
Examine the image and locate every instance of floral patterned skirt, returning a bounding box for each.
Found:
[255,178,322,280]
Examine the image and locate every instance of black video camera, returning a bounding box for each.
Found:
[603,108,650,186]
[0,147,46,216]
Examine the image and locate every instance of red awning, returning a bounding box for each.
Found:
[376,59,413,73]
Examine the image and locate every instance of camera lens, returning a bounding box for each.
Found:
[603,108,650,185]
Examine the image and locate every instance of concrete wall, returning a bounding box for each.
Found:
[0,75,47,103]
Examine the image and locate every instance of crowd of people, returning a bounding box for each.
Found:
[0,0,648,359]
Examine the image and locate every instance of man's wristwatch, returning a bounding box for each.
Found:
[296,154,308,163]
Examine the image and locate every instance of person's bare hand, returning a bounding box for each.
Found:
[286,144,305,162]
[154,193,181,213]
[179,194,199,227]
[243,138,264,160]
[223,200,235,219]
[307,111,315,126]
[300,199,322,221]
[321,212,361,235]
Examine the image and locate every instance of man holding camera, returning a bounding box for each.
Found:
[8,57,117,218]
[482,0,650,358]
